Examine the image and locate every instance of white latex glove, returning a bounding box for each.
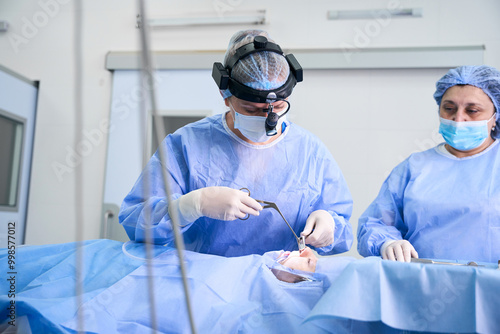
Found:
[300,210,334,248]
[380,239,418,262]
[171,186,262,222]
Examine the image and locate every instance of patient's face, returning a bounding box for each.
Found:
[278,247,317,272]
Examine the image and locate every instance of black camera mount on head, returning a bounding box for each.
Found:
[212,36,303,104]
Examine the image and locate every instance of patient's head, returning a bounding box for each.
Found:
[277,247,317,272]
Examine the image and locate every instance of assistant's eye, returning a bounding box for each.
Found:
[466,109,479,114]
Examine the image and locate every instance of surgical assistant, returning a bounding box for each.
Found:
[358,65,500,263]
[119,30,353,257]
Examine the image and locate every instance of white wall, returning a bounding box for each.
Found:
[0,0,499,258]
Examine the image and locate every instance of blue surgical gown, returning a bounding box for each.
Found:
[119,113,353,257]
[358,141,500,263]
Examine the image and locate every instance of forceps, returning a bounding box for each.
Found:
[411,258,484,267]
[239,188,306,252]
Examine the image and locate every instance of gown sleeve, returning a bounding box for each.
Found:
[310,144,354,256]
[357,159,412,257]
[118,134,192,245]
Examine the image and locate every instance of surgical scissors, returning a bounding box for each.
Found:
[239,188,306,252]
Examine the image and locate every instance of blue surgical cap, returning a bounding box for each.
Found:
[221,30,290,100]
[433,65,500,138]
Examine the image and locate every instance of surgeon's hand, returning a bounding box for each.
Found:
[173,186,262,222]
[380,240,418,262]
[300,210,334,248]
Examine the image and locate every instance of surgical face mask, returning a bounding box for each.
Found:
[439,113,496,151]
[231,108,287,143]
[233,111,269,143]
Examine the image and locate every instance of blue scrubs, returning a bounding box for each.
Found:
[119,113,353,257]
[358,141,500,263]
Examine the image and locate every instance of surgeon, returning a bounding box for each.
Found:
[357,65,500,263]
[119,29,353,257]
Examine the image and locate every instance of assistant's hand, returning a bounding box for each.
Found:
[380,240,418,262]
[174,186,262,222]
[300,210,334,248]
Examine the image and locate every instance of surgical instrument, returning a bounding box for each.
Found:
[411,258,484,267]
[239,188,306,252]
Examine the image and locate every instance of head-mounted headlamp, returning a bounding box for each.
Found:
[212,35,303,104]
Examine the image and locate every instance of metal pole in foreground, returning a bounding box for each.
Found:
[136,1,197,333]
